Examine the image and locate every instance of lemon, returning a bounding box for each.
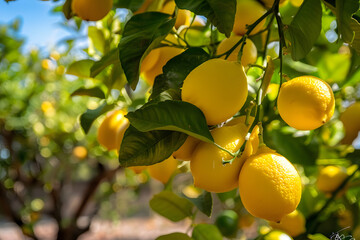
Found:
[277,76,335,130]
[97,110,129,151]
[238,214,255,229]
[269,210,306,237]
[161,1,191,29]
[217,35,257,67]
[71,0,113,21]
[290,0,303,7]
[141,47,184,85]
[233,0,266,36]
[239,146,302,222]
[148,156,178,184]
[261,230,293,240]
[215,210,239,237]
[261,0,287,8]
[72,146,88,160]
[316,165,348,193]
[340,102,360,144]
[173,136,200,161]
[181,59,248,125]
[190,116,257,193]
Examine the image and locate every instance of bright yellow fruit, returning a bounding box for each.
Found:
[233,0,266,36]
[181,59,248,125]
[261,0,287,8]
[72,0,113,21]
[161,1,191,29]
[190,116,257,193]
[316,165,348,193]
[262,230,293,240]
[269,210,306,237]
[340,102,360,144]
[72,146,88,160]
[129,166,147,174]
[97,110,130,151]
[141,47,184,85]
[290,0,303,7]
[148,156,178,184]
[277,76,335,130]
[41,59,51,70]
[217,35,257,67]
[141,48,161,73]
[239,146,302,222]
[173,136,200,161]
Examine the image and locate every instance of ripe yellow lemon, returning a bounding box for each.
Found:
[340,102,360,144]
[161,1,191,29]
[316,165,348,193]
[190,116,257,193]
[277,76,335,130]
[173,136,200,161]
[239,146,302,222]
[141,47,184,85]
[261,0,287,8]
[269,210,306,237]
[181,59,248,125]
[148,156,178,184]
[72,146,88,160]
[71,0,113,21]
[233,0,266,36]
[217,35,257,67]
[97,110,129,151]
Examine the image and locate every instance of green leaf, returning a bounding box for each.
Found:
[119,12,175,90]
[287,0,322,60]
[156,233,192,240]
[91,48,120,78]
[335,0,360,54]
[175,0,236,37]
[183,191,212,217]
[118,125,187,167]
[267,127,319,166]
[88,26,106,54]
[317,53,351,83]
[114,0,145,12]
[62,0,73,20]
[192,224,222,240]
[126,100,213,143]
[80,102,115,134]
[67,59,95,78]
[71,87,106,99]
[307,234,330,240]
[150,48,210,100]
[150,191,194,222]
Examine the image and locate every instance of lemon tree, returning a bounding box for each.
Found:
[2,0,360,239]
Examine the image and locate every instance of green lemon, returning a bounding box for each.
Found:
[215,210,239,237]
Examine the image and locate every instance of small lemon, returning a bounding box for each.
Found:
[316,165,348,193]
[173,136,200,161]
[277,76,335,130]
[72,146,88,160]
[239,146,302,222]
[148,156,178,184]
[217,35,257,67]
[181,59,248,125]
[269,210,306,237]
[233,0,266,35]
[161,1,191,29]
[71,0,113,21]
[340,102,360,145]
[97,110,129,151]
[141,47,184,85]
[190,116,257,193]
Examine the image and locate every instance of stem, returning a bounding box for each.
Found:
[262,15,275,62]
[214,6,274,59]
[214,143,236,158]
[274,1,285,105]
[248,64,266,71]
[183,14,197,45]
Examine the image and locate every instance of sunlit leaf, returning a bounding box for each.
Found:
[126,100,213,143]
[192,224,222,240]
[91,48,119,78]
[67,59,95,78]
[150,191,194,222]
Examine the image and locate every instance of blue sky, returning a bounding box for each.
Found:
[0,0,72,52]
